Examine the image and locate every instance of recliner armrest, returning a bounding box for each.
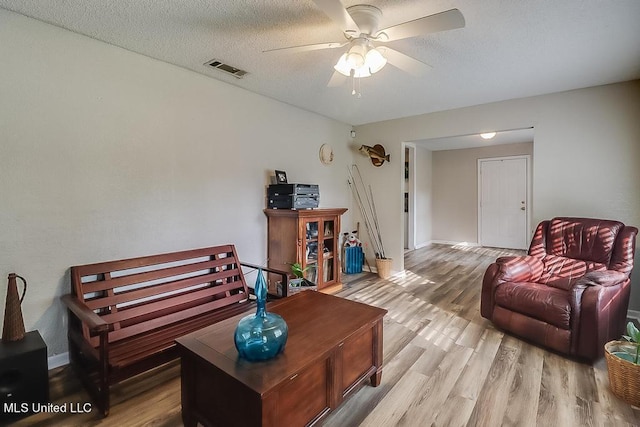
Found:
[575,270,628,287]
[495,256,544,283]
[480,255,543,320]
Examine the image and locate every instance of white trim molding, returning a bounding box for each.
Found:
[429,240,481,247]
[48,352,70,370]
[628,310,640,321]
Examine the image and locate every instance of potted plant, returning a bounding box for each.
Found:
[604,321,640,407]
[288,263,317,293]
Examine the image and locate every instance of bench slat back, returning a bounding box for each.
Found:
[70,245,251,345]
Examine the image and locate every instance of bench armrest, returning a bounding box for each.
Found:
[61,294,109,333]
[240,262,290,298]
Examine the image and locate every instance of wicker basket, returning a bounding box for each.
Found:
[375,258,392,279]
[604,340,640,407]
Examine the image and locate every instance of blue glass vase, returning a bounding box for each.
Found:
[234,268,288,361]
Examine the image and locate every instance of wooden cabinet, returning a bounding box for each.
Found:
[267,355,331,426]
[177,291,387,427]
[264,208,347,293]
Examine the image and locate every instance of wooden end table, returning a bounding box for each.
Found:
[176,291,387,427]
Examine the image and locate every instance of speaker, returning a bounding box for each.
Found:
[0,330,49,423]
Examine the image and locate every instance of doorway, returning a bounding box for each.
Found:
[403,144,416,251]
[478,155,530,249]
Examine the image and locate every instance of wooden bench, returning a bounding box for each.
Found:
[61,245,289,417]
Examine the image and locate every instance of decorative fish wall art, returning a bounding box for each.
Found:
[359,144,390,167]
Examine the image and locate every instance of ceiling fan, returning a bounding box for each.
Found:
[264,0,465,95]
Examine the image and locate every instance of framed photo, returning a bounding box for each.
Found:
[275,170,288,184]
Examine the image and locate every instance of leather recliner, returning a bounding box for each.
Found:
[481,217,637,361]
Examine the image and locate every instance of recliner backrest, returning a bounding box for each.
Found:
[546,217,622,265]
[529,217,637,274]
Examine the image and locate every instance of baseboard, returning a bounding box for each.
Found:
[409,240,481,250]
[429,240,480,247]
[48,352,69,370]
[628,310,640,321]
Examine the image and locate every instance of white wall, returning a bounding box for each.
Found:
[0,10,353,355]
[414,146,432,247]
[354,80,640,309]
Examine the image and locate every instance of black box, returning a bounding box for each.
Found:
[267,184,319,209]
[268,195,319,210]
[267,184,319,197]
[0,331,49,423]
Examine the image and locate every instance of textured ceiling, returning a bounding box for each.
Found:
[2,0,639,125]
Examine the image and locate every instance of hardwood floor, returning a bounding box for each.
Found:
[14,244,640,426]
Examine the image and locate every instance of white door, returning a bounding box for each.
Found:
[478,156,529,249]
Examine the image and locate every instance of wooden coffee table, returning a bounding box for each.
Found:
[176,290,387,427]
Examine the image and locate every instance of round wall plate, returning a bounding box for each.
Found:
[319,143,334,165]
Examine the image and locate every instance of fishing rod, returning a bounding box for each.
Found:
[347,166,378,256]
[347,167,379,256]
[368,184,385,259]
[347,165,386,259]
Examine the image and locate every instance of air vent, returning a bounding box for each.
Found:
[204,59,248,79]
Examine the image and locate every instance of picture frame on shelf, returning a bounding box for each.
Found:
[275,170,288,184]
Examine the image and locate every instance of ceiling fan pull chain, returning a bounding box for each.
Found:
[351,75,362,98]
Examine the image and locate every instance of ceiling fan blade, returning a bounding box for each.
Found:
[376,9,465,42]
[312,0,360,33]
[377,47,432,77]
[263,41,347,54]
[327,71,347,87]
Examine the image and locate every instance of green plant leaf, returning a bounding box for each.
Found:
[290,262,311,279]
[627,322,640,343]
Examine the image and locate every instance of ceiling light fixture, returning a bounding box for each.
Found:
[334,41,387,98]
[334,42,387,79]
[480,132,497,140]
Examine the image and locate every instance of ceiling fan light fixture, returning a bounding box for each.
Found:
[480,132,497,140]
[334,53,352,76]
[335,45,386,79]
[353,66,371,78]
[365,47,387,73]
[346,44,367,69]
